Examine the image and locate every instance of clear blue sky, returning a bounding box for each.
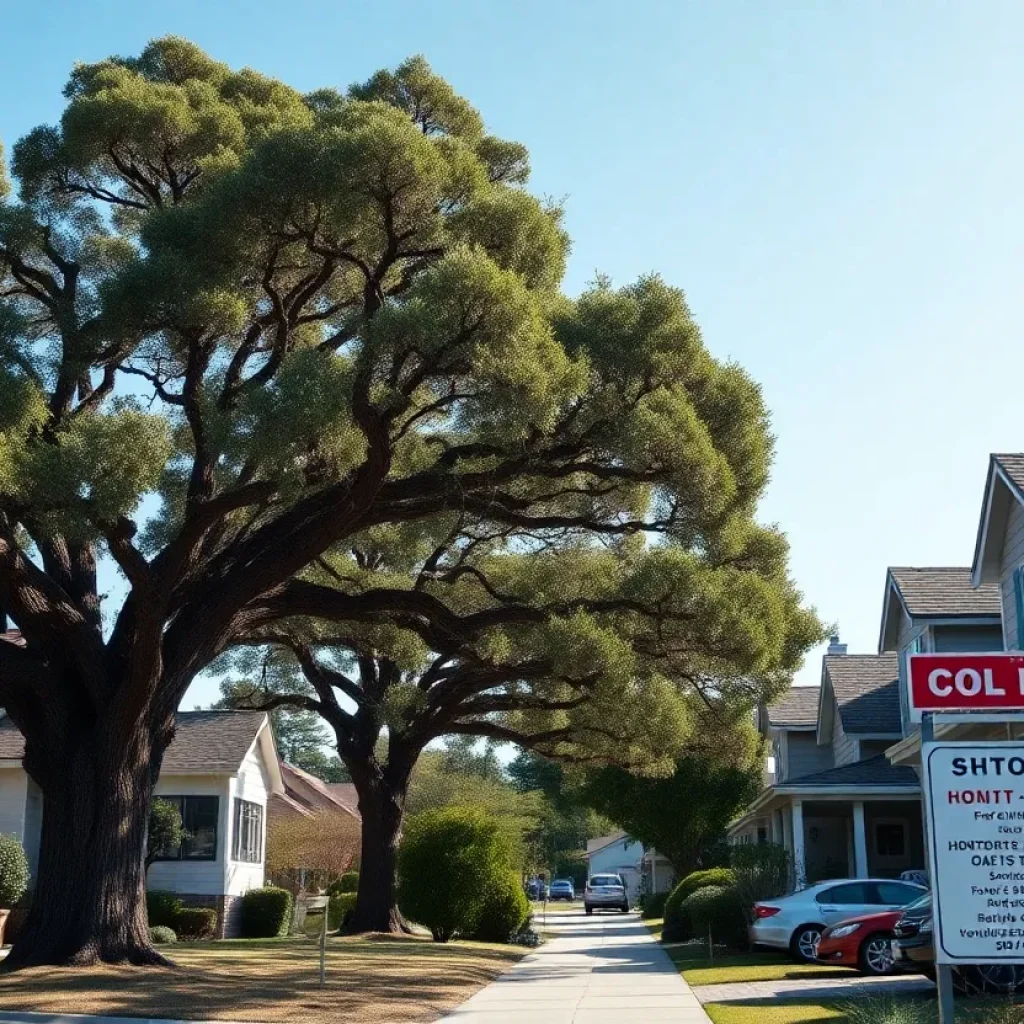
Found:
[2,1,1022,704]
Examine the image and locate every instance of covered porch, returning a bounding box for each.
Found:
[729,757,925,886]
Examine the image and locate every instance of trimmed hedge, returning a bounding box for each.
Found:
[472,872,530,943]
[174,906,218,940]
[150,925,178,944]
[639,891,669,920]
[328,892,357,930]
[327,872,359,895]
[146,891,185,929]
[240,887,294,938]
[682,885,747,949]
[0,834,29,907]
[662,868,736,941]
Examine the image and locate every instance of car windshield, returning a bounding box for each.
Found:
[589,875,622,886]
[552,880,572,887]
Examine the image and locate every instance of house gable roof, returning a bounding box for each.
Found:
[766,686,820,729]
[0,710,272,776]
[822,654,901,736]
[279,762,360,821]
[783,755,919,789]
[974,454,1024,585]
[879,567,1001,651]
[586,831,627,856]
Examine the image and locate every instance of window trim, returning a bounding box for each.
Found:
[232,797,264,864]
[149,795,220,863]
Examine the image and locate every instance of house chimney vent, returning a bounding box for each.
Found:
[827,632,847,656]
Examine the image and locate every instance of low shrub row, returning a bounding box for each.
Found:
[145,892,217,940]
[239,887,293,938]
[639,891,669,919]
[328,892,357,930]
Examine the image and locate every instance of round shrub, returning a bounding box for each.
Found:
[0,834,29,907]
[327,871,359,895]
[639,891,669,920]
[682,885,747,948]
[398,807,513,943]
[662,868,736,941]
[240,886,293,938]
[150,925,178,945]
[174,906,218,940]
[472,872,530,943]
[146,890,184,928]
[328,892,357,930]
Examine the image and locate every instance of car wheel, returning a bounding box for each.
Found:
[790,924,824,963]
[585,905,593,916]
[858,933,894,976]
[621,904,629,913]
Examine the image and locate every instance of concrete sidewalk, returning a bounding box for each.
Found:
[436,910,711,1023]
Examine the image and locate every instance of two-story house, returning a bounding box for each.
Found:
[730,636,923,885]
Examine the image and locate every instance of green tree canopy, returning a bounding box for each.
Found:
[145,797,187,871]
[579,719,767,876]
[0,37,820,964]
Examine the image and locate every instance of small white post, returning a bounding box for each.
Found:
[320,907,327,987]
[852,801,869,877]
[792,800,806,887]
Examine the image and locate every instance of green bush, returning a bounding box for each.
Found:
[730,843,789,924]
[328,892,357,930]
[239,887,293,938]
[398,807,514,942]
[327,871,359,895]
[174,906,218,939]
[0,834,29,907]
[150,925,178,945]
[675,868,735,902]
[146,890,184,928]
[472,872,530,943]
[662,869,736,940]
[681,885,747,948]
[639,891,669,919]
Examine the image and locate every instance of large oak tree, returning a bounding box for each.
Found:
[0,38,818,965]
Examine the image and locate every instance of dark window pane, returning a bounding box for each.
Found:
[181,796,218,860]
[876,882,919,905]
[825,883,871,904]
[875,823,906,857]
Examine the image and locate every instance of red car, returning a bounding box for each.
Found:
[816,909,902,976]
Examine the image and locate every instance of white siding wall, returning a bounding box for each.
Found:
[225,743,270,897]
[149,775,231,897]
[1000,499,1024,650]
[784,731,833,780]
[0,769,27,844]
[831,700,859,766]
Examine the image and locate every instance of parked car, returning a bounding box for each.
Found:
[891,894,1024,995]
[816,909,903,975]
[549,879,575,901]
[750,878,927,963]
[584,873,629,915]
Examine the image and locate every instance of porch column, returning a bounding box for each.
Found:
[792,799,807,887]
[650,855,658,894]
[852,801,869,877]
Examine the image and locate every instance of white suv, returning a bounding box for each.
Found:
[584,873,629,914]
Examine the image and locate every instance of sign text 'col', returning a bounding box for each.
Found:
[908,653,1024,720]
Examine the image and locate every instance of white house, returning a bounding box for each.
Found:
[0,710,283,937]
[586,832,644,902]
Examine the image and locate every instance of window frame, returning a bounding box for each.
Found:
[148,795,220,863]
[817,881,872,905]
[873,818,910,861]
[232,797,264,864]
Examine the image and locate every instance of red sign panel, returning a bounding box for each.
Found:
[908,652,1024,717]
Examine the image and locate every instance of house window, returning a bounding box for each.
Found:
[150,796,219,861]
[875,820,907,858]
[756,826,769,845]
[233,799,264,863]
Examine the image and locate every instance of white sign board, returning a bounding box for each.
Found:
[924,742,1024,964]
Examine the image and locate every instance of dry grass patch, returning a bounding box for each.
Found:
[0,934,525,1024]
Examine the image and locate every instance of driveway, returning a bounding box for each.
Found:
[436,910,711,1023]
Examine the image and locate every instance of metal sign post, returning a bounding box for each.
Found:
[305,895,329,988]
[921,714,956,1024]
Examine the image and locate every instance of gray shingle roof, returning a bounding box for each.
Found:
[0,711,266,772]
[768,686,820,728]
[784,755,919,789]
[995,454,1024,497]
[825,653,901,734]
[889,567,1000,617]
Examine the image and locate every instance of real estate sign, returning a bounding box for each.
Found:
[923,741,1024,963]
[909,653,1024,722]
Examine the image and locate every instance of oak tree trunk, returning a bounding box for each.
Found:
[2,716,168,969]
[343,770,410,935]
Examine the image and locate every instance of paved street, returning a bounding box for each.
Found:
[436,910,711,1023]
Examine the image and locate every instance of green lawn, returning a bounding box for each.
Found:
[704,994,1024,1024]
